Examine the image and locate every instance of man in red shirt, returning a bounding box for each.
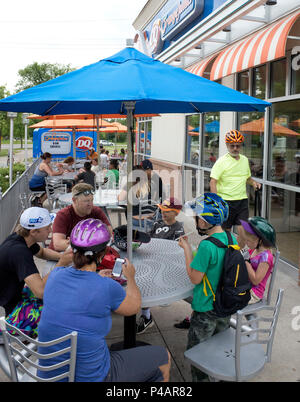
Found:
[49,183,113,251]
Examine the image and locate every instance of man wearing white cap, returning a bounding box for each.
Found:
[0,207,72,337]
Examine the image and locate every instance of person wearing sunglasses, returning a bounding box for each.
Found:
[49,183,113,251]
[210,130,261,248]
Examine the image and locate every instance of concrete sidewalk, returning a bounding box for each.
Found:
[0,208,299,382]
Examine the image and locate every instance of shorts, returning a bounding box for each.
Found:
[103,345,169,382]
[30,185,46,192]
[222,198,249,230]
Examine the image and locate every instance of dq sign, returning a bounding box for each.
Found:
[147,0,205,56]
[76,136,93,150]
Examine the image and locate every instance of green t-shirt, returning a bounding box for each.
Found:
[190,231,238,313]
[210,153,251,200]
[105,169,119,188]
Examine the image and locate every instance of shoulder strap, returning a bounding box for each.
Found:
[225,231,233,245]
[204,236,227,249]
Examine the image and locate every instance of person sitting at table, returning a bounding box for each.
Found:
[0,207,72,338]
[141,159,164,204]
[91,159,101,174]
[86,147,98,161]
[37,219,171,382]
[103,159,119,189]
[48,183,113,252]
[57,156,75,172]
[136,198,185,334]
[74,161,96,190]
[117,166,157,228]
[29,152,64,205]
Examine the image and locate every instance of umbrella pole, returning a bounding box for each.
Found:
[72,128,76,170]
[125,101,135,262]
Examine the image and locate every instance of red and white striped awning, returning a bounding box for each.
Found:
[210,11,300,81]
[186,53,218,77]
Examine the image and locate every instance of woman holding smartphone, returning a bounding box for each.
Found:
[37,218,170,382]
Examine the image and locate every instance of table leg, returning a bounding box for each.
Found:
[109,314,150,351]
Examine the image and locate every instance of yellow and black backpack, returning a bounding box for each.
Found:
[204,231,251,317]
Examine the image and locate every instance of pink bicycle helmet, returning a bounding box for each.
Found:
[70,219,111,254]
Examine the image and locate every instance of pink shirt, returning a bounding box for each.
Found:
[249,249,274,299]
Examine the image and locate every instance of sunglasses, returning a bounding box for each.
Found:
[74,189,95,197]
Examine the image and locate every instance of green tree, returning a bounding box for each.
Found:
[0,85,11,150]
[15,62,75,92]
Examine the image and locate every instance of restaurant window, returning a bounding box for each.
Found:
[202,112,220,168]
[266,185,300,266]
[291,52,300,95]
[204,171,211,193]
[270,58,286,98]
[253,65,266,99]
[138,118,152,157]
[238,111,265,178]
[237,70,250,95]
[184,167,200,200]
[268,100,300,187]
[185,114,200,165]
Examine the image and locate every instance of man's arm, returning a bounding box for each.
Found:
[246,177,261,190]
[210,178,218,193]
[52,233,70,251]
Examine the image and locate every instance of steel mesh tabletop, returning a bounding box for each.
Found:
[58,189,119,207]
[122,238,193,308]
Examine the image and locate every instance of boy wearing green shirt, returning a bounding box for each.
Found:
[179,193,237,382]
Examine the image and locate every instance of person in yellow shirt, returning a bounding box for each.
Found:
[210,130,261,247]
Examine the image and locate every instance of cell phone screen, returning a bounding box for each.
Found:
[112,258,125,277]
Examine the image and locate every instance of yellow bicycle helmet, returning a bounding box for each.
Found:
[225,130,244,143]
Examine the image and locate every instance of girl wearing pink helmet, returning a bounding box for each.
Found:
[37,218,170,382]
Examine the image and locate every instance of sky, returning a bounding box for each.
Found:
[0,0,148,93]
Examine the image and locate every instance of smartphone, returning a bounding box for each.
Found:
[112,258,125,277]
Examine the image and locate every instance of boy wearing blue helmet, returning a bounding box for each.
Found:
[178,193,238,382]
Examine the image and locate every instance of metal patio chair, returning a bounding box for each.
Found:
[0,317,77,382]
[184,288,284,382]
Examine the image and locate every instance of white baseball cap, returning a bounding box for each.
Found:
[20,207,55,230]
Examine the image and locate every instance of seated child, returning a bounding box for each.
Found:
[240,217,276,304]
[74,161,96,190]
[149,197,184,240]
[136,198,184,334]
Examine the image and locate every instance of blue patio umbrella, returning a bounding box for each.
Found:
[0,47,270,260]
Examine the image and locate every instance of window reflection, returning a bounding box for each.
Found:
[237,70,250,95]
[270,58,286,98]
[267,186,300,266]
[202,113,219,168]
[238,112,264,178]
[253,65,266,99]
[291,52,300,95]
[184,167,200,199]
[185,115,200,165]
[269,100,300,187]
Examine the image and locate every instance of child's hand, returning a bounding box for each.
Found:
[178,236,189,249]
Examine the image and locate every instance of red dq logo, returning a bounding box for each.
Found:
[75,136,93,150]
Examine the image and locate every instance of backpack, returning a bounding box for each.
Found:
[204,231,251,317]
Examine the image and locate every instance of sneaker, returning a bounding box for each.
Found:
[136,314,153,334]
[174,317,190,329]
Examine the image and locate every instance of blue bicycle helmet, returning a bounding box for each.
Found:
[185,193,229,226]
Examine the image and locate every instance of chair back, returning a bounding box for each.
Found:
[266,250,280,305]
[45,177,67,210]
[235,288,284,380]
[0,317,77,382]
